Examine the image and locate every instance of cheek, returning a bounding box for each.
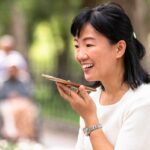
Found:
[74,53,79,62]
[94,50,114,68]
[100,54,116,73]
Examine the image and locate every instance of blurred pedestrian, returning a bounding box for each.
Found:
[0,34,30,86]
[0,40,40,142]
[0,62,32,100]
[0,97,39,142]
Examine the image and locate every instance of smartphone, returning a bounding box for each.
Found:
[42,74,96,92]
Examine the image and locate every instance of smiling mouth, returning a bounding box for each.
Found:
[82,64,94,70]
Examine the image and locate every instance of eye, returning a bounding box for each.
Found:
[74,45,79,48]
[86,44,94,47]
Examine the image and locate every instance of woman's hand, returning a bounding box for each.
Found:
[56,82,99,127]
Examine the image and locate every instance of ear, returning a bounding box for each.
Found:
[115,40,126,58]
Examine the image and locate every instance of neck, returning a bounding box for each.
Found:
[99,65,130,105]
[102,78,126,95]
[100,80,129,105]
[101,63,128,96]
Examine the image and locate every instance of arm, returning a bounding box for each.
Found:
[56,83,113,150]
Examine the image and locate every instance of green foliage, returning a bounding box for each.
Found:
[29,15,82,76]
[29,21,59,72]
[34,82,79,124]
[0,1,12,34]
[0,139,47,150]
[0,140,16,150]
[0,0,82,124]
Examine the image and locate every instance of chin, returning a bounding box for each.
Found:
[84,74,96,82]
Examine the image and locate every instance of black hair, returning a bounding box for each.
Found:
[70,2,150,89]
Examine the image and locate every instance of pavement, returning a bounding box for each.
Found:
[41,120,79,150]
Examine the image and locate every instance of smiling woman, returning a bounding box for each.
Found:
[56,2,150,150]
[73,23,121,82]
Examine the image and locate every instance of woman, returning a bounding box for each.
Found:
[56,2,150,150]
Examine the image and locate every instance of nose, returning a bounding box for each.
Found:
[75,50,88,62]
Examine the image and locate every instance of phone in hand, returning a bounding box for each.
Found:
[42,74,96,92]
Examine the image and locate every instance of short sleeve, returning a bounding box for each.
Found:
[115,102,150,150]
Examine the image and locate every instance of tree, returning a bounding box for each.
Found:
[0,0,82,77]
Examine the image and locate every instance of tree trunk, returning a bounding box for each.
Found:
[10,3,28,59]
[57,34,70,79]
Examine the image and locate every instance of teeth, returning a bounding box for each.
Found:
[82,64,93,69]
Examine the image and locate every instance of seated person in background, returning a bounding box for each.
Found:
[0,34,30,86]
[0,61,40,142]
[0,98,39,142]
[0,63,32,100]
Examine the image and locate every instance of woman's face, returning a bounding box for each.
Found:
[74,23,120,82]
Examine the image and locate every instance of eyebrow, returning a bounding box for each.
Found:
[74,37,95,42]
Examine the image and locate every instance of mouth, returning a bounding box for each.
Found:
[82,63,94,70]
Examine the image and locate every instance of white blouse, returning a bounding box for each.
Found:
[75,83,150,150]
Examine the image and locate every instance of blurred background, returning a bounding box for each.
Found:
[0,0,150,149]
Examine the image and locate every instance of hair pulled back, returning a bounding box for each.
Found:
[71,2,150,89]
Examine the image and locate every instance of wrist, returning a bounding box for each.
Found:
[83,123,102,136]
[84,117,99,127]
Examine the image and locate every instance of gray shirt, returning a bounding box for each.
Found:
[0,78,32,100]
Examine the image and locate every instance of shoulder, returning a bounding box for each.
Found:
[124,83,150,115]
[132,83,150,102]
[134,83,150,93]
[9,50,24,58]
[126,83,150,101]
